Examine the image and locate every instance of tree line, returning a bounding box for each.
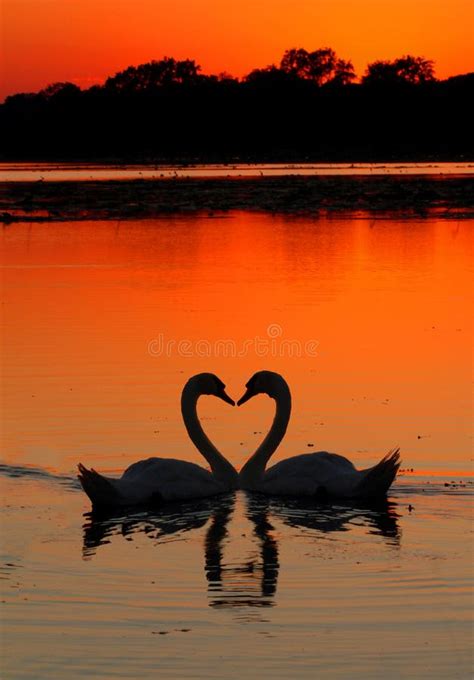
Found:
[1,48,472,161]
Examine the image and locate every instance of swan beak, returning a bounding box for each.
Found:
[218,389,235,406]
[237,388,253,406]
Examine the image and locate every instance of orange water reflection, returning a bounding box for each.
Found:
[1,214,472,476]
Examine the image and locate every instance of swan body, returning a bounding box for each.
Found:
[252,450,400,498]
[238,371,400,499]
[78,373,238,507]
[79,458,227,505]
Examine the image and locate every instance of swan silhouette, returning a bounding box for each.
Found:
[238,371,400,498]
[78,373,238,507]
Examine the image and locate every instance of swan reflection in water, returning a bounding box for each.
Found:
[265,494,401,544]
[205,493,280,611]
[82,494,232,559]
[82,492,400,610]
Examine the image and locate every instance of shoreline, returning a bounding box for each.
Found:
[1,175,474,223]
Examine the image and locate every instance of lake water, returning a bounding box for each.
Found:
[1,213,473,678]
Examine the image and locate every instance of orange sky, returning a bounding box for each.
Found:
[2,0,474,100]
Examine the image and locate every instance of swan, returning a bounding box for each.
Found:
[237,371,400,498]
[78,373,238,507]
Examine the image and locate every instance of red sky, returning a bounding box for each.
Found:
[2,0,473,100]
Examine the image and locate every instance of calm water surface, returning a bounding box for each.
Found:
[1,213,473,678]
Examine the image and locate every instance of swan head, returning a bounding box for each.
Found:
[237,370,286,406]
[187,373,235,406]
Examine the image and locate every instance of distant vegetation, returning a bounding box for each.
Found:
[1,49,473,161]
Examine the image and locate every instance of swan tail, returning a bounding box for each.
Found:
[77,463,122,507]
[356,448,401,498]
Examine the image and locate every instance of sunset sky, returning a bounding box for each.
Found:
[2,0,474,100]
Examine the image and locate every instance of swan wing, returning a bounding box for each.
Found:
[265,452,356,480]
[120,458,225,502]
[121,457,199,480]
[263,452,359,497]
[79,458,225,506]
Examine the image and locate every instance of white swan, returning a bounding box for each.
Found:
[238,371,400,498]
[78,373,238,507]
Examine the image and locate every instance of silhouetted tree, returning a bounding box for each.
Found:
[3,92,37,106]
[362,55,435,86]
[40,82,82,98]
[280,48,355,85]
[280,49,311,77]
[443,72,474,87]
[332,59,357,85]
[105,57,202,92]
[244,66,299,87]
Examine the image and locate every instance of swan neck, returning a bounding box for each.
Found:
[181,385,237,489]
[240,382,291,488]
